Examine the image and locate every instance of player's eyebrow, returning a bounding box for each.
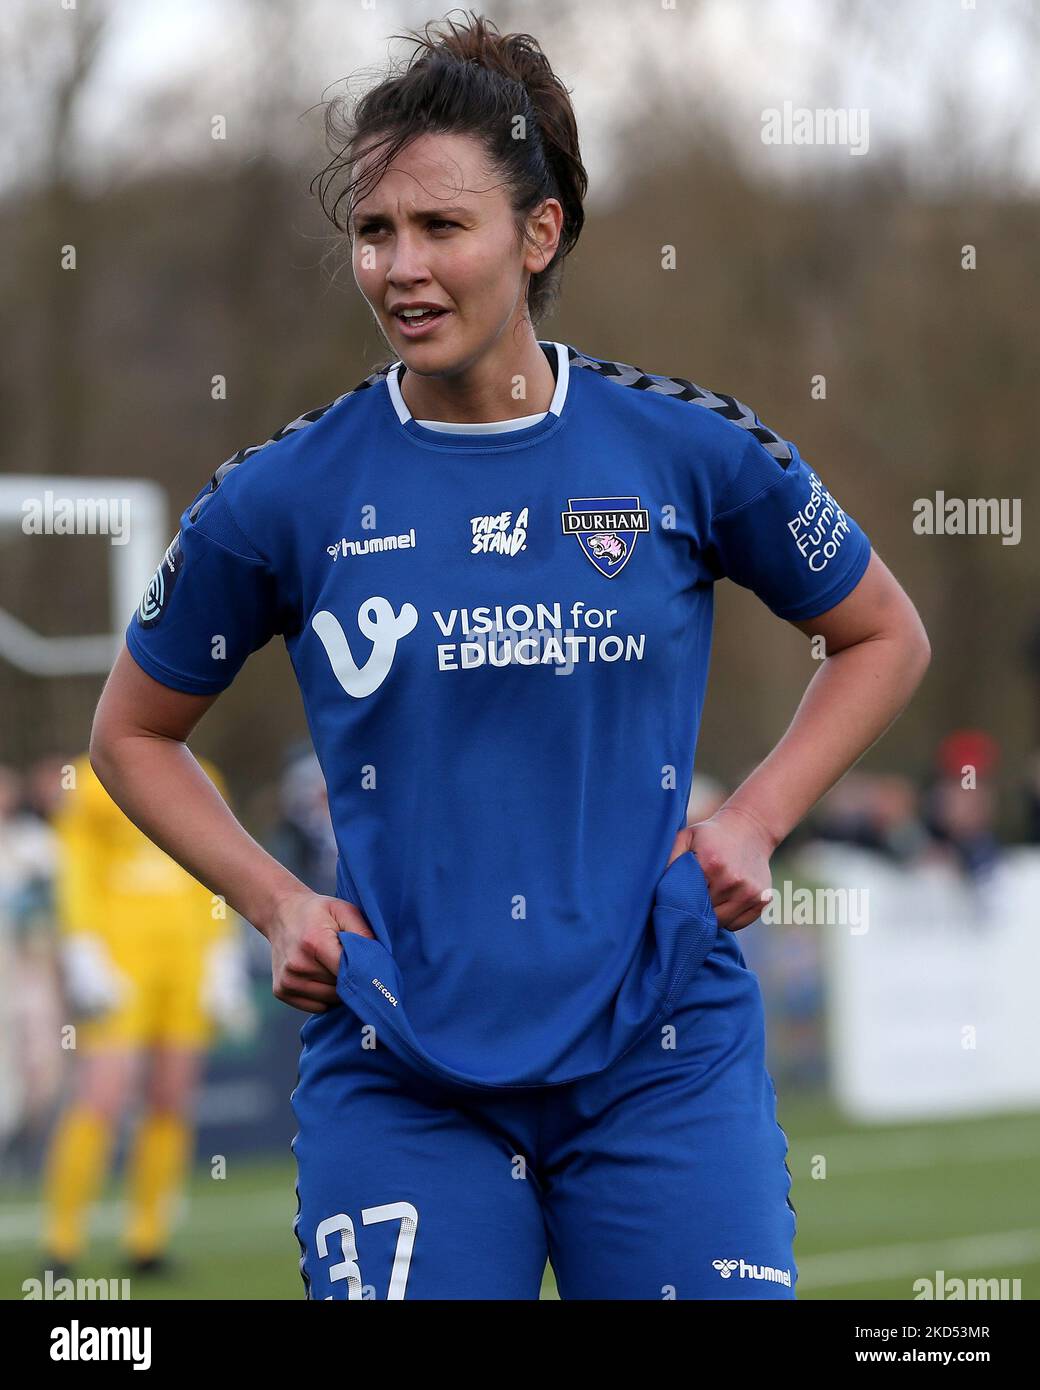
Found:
[351,204,472,228]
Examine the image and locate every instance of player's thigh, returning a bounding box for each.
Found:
[544,935,797,1300]
[292,1015,547,1300]
[545,1099,796,1301]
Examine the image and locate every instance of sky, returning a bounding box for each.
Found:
[1,0,1037,199]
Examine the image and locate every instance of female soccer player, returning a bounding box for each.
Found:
[90,12,930,1299]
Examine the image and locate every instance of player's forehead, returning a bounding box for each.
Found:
[350,130,495,225]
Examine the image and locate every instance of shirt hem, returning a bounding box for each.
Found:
[770,539,872,621]
[125,625,234,695]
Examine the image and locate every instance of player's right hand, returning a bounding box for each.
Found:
[60,933,130,1016]
[264,890,375,1014]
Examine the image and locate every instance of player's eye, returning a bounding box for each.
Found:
[356,219,458,236]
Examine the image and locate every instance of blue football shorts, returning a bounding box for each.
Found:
[290,924,797,1300]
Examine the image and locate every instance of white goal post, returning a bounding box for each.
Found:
[0,476,168,676]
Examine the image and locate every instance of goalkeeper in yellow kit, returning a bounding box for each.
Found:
[41,752,255,1274]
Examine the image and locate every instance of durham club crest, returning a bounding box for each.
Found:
[560,496,649,578]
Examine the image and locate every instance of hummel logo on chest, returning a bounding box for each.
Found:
[327,529,417,559]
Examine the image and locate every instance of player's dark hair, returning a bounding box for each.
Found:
[312,8,587,328]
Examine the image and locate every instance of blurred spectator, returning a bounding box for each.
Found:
[924,776,1001,884]
[1025,750,1040,844]
[812,771,932,865]
[934,728,1000,781]
[809,771,872,847]
[39,754,256,1275]
[923,729,1002,885]
[266,746,338,897]
[0,764,59,931]
[862,774,932,863]
[752,918,826,1089]
[23,755,71,823]
[0,764,62,1178]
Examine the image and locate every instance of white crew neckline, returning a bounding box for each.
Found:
[385,341,569,441]
[414,410,548,434]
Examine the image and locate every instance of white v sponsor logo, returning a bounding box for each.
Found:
[312,596,419,698]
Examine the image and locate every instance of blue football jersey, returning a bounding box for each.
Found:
[125,341,871,1088]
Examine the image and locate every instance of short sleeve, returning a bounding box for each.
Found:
[125,482,280,694]
[705,433,872,621]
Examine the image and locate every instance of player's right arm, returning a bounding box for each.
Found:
[90,645,374,1014]
[90,473,373,1014]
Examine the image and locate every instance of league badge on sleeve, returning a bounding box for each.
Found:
[137,534,183,628]
[560,496,649,578]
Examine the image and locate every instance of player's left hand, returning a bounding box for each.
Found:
[667,806,775,932]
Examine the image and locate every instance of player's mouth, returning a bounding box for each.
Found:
[390,304,453,338]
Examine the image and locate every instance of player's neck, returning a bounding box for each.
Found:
[399,333,555,425]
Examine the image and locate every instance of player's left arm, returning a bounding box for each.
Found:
[679,550,930,929]
[721,548,929,841]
